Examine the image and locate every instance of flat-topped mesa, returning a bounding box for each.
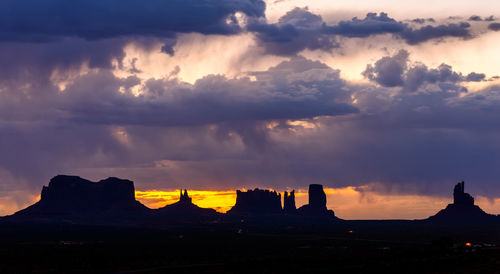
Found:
[283,190,297,214]
[227,188,282,215]
[453,181,474,206]
[14,175,148,218]
[297,184,336,218]
[41,175,135,205]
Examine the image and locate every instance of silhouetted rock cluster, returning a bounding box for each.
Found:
[428,181,495,223]
[6,175,500,227]
[227,184,337,219]
[7,175,339,223]
[227,189,282,215]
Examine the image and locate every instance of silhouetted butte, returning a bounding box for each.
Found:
[227,189,282,215]
[155,189,220,218]
[297,184,336,218]
[428,181,496,223]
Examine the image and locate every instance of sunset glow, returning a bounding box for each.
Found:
[136,190,237,213]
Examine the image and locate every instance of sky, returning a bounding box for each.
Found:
[1,0,500,219]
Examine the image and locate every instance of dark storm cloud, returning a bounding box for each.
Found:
[488,23,500,31]
[247,8,338,55]
[469,15,496,22]
[2,52,500,203]
[399,22,471,45]
[363,50,485,91]
[0,0,266,42]
[362,50,409,87]
[466,72,487,82]
[469,15,483,21]
[0,38,127,87]
[411,18,436,24]
[0,56,359,194]
[160,39,178,56]
[0,57,357,127]
[323,12,405,37]
[250,9,475,55]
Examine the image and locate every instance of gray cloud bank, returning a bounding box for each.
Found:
[363,50,485,91]
[0,0,266,41]
[1,49,500,200]
[249,9,480,55]
[1,3,500,207]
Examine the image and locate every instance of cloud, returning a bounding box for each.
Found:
[399,22,471,45]
[324,12,405,37]
[0,57,358,177]
[488,23,500,31]
[362,50,409,87]
[250,10,475,55]
[2,50,500,211]
[248,8,338,55]
[160,39,178,56]
[49,57,357,127]
[363,50,485,91]
[0,0,266,42]
[0,38,127,87]
[411,18,436,24]
[469,15,495,22]
[468,15,483,21]
[485,16,496,22]
[0,56,359,193]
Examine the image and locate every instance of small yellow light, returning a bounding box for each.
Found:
[465,242,472,247]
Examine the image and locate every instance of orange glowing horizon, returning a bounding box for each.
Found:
[134,186,500,220]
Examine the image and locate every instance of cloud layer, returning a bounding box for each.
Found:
[0,2,500,216]
[0,0,266,41]
[249,9,483,55]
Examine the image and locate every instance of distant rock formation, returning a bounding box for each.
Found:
[156,189,219,217]
[11,175,149,220]
[179,189,192,204]
[297,184,336,218]
[283,190,296,214]
[227,189,282,215]
[428,181,496,223]
[453,181,474,206]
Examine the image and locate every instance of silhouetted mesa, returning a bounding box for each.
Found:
[156,189,219,217]
[12,175,149,220]
[283,190,297,214]
[227,189,282,215]
[428,181,496,223]
[297,184,336,218]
